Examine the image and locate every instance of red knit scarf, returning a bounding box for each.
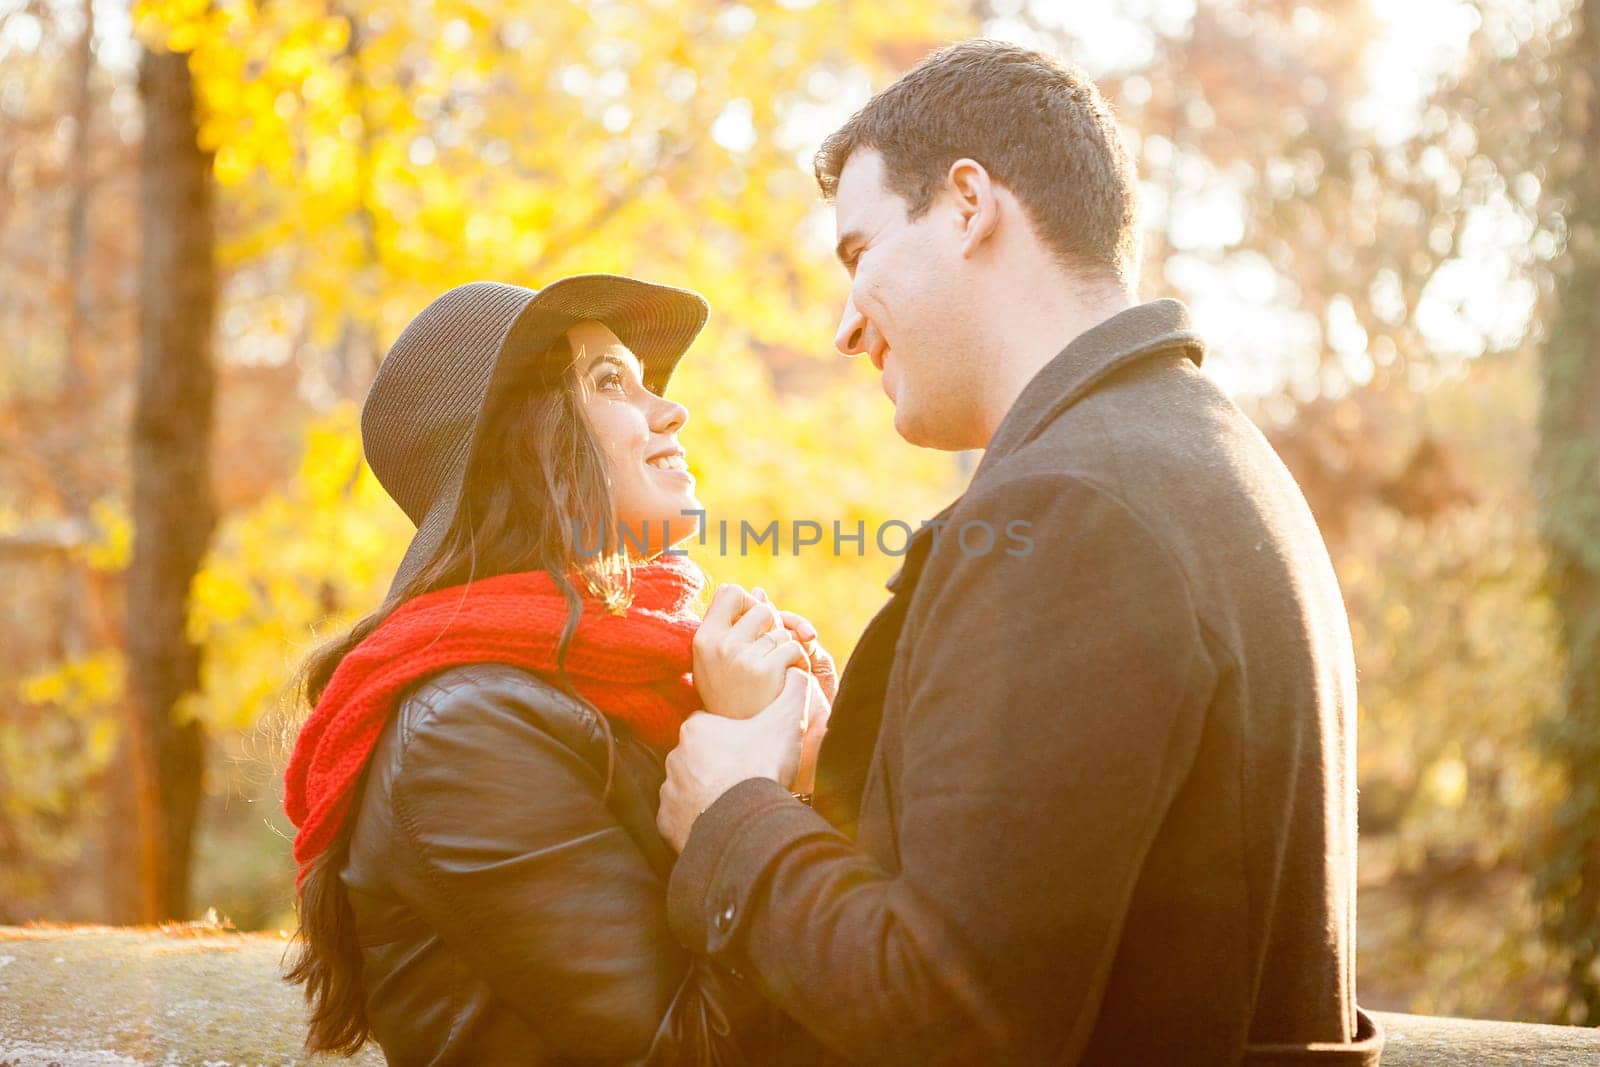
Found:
[283,554,704,893]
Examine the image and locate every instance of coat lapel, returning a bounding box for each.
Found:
[813,499,955,836]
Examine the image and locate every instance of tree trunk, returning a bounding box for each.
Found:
[1538,0,1600,1025]
[56,0,96,688]
[118,44,217,922]
[62,0,96,399]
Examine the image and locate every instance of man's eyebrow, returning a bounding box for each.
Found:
[835,229,864,266]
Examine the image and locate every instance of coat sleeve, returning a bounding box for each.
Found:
[384,674,772,1065]
[666,473,1219,1065]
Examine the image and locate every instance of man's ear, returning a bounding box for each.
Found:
[947,158,1000,258]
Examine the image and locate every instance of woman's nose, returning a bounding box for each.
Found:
[652,395,689,434]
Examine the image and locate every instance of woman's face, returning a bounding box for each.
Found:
[569,319,702,557]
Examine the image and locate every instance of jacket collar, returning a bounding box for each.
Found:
[885,298,1203,595]
[977,297,1204,476]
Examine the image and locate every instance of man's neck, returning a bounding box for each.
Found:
[977,277,1134,446]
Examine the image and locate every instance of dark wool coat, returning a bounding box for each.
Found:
[667,300,1384,1066]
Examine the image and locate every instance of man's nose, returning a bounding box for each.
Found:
[834,295,871,358]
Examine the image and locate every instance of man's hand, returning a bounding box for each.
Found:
[767,603,835,793]
[775,605,839,704]
[658,667,815,851]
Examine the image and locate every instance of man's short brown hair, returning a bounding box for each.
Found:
[816,39,1140,285]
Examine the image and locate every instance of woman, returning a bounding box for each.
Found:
[281,276,833,1064]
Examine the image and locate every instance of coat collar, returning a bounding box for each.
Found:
[885,298,1204,594]
[976,297,1204,477]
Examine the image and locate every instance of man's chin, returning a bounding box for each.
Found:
[893,404,925,447]
[893,400,951,450]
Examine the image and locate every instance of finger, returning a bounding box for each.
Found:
[759,635,810,671]
[776,610,817,643]
[761,671,812,790]
[797,675,830,773]
[752,586,770,603]
[756,666,811,727]
[781,623,818,660]
[798,678,824,736]
[730,633,804,675]
[702,583,754,630]
[791,667,815,738]
[803,673,830,719]
[728,600,782,644]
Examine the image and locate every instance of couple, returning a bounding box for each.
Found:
[282,40,1383,1066]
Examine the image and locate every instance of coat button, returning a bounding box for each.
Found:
[714,903,736,932]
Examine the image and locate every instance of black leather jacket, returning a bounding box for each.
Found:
[339,663,777,1065]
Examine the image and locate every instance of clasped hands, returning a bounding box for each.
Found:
[657,584,836,851]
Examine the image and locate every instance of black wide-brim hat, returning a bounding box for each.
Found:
[361,274,710,602]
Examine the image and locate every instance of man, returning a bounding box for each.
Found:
[658,39,1383,1065]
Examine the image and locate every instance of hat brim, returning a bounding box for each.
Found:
[501,273,708,395]
[383,274,709,603]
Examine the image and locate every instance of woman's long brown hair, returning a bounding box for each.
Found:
[282,333,635,1055]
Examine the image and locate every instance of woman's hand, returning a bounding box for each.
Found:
[693,583,808,719]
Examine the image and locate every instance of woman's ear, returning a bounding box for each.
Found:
[947,158,1000,258]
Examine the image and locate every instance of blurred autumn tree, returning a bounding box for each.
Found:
[4,0,1599,1026]
[1532,0,1600,1024]
[2,0,137,919]
[4,0,970,925]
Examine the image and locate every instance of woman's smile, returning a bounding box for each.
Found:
[645,448,693,480]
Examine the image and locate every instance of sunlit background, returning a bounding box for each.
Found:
[4,0,1598,1028]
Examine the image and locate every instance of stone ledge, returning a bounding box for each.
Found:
[1372,1010,1600,1066]
[4,925,1598,1065]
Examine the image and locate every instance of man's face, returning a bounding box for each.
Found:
[831,150,986,450]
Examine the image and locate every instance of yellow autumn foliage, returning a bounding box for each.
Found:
[3,652,124,897]
[113,0,978,743]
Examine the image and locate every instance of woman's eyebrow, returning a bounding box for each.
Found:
[585,352,640,377]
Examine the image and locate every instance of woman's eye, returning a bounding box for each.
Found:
[597,371,625,392]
